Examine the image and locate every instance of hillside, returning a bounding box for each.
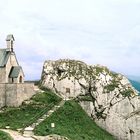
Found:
[0,88,115,140]
[41,59,140,140]
[0,89,61,130]
[34,100,115,140]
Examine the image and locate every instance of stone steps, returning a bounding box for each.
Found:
[23,100,65,137]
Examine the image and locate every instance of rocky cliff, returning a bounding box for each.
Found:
[41,59,140,140]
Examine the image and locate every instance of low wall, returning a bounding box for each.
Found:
[0,84,6,107]
[0,83,35,108]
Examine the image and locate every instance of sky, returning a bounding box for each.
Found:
[0,0,140,80]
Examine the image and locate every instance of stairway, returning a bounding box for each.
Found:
[23,100,65,137]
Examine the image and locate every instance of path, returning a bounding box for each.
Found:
[1,129,35,140]
[23,100,65,137]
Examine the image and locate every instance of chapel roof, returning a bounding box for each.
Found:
[6,34,15,41]
[9,66,23,78]
[0,49,10,67]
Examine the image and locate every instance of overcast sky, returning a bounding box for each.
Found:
[0,0,140,80]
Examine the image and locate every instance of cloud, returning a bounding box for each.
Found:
[0,0,140,79]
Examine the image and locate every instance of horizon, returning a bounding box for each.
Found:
[0,0,140,80]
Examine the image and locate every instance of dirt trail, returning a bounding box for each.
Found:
[1,129,35,140]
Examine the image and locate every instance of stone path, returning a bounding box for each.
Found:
[1,129,35,140]
[23,100,65,137]
[1,129,69,140]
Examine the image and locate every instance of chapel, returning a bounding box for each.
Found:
[0,34,24,83]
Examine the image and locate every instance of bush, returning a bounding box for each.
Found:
[121,89,134,97]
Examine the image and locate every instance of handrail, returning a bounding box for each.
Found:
[23,102,54,129]
[22,99,63,131]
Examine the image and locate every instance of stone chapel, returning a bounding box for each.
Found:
[0,34,35,108]
[0,34,24,84]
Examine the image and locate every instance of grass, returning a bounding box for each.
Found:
[0,130,13,140]
[34,100,116,140]
[0,89,61,130]
[31,89,61,105]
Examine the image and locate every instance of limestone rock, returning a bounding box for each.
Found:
[41,59,140,140]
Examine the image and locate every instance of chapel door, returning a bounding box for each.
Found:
[19,76,22,83]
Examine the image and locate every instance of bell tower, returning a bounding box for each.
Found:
[6,34,15,52]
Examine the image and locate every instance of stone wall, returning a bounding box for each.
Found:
[6,53,17,83]
[0,84,6,107]
[0,83,35,108]
[0,68,6,83]
[16,83,35,106]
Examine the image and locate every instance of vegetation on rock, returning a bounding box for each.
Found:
[104,81,119,92]
[76,95,93,101]
[121,88,134,97]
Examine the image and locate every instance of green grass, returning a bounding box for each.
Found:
[0,90,61,130]
[34,100,116,140]
[31,89,61,105]
[0,130,13,140]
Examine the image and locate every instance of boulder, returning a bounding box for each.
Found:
[41,59,140,140]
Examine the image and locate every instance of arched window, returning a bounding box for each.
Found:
[19,76,22,83]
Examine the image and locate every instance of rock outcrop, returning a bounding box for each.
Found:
[41,59,140,140]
